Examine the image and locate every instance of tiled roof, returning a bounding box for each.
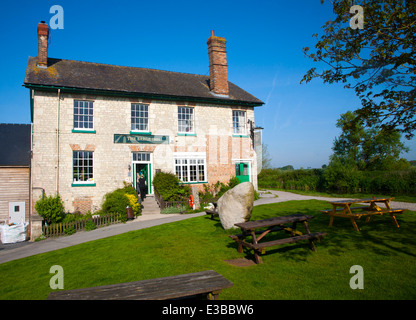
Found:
[0,124,31,167]
[24,57,263,106]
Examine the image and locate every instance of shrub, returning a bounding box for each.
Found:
[153,171,190,200]
[125,193,141,216]
[228,176,240,189]
[63,212,84,223]
[214,176,242,198]
[64,226,76,235]
[161,206,186,214]
[101,184,141,222]
[85,220,97,231]
[35,194,65,224]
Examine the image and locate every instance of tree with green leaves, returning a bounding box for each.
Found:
[302,0,416,138]
[331,110,409,170]
[262,143,272,169]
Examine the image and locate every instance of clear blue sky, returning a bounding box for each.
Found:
[1,0,415,168]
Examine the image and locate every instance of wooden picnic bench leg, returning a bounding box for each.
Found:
[253,251,263,264]
[250,230,263,264]
[390,213,400,228]
[382,200,400,228]
[291,222,298,234]
[208,290,222,300]
[237,232,246,253]
[329,204,337,226]
[237,240,243,253]
[350,217,360,232]
[302,221,317,252]
[329,215,334,227]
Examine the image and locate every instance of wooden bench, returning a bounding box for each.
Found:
[47,270,233,300]
[231,232,327,252]
[322,207,407,229]
[205,209,218,219]
[322,198,408,231]
[205,202,218,220]
[230,214,327,264]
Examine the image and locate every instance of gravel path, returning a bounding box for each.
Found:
[255,190,416,211]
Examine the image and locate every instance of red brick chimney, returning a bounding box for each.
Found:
[37,21,49,68]
[207,30,229,96]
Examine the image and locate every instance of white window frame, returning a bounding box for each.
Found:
[131,103,149,132]
[232,110,246,135]
[178,106,194,133]
[174,152,207,183]
[72,151,94,184]
[74,100,94,131]
[132,152,151,162]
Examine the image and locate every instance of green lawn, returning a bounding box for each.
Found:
[1,200,415,300]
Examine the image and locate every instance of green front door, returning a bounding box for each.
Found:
[235,162,249,183]
[135,163,152,194]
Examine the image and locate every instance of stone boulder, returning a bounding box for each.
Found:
[217,182,254,229]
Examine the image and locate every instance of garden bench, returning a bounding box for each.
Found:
[323,197,408,231]
[230,214,327,264]
[47,270,233,300]
[205,209,218,219]
[205,202,218,219]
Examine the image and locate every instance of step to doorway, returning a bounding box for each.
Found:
[140,196,161,215]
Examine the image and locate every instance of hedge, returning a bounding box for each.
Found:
[258,168,416,195]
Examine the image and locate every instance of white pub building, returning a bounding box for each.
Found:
[24,22,264,214]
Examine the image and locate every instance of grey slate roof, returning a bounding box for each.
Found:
[24,57,263,106]
[0,124,31,167]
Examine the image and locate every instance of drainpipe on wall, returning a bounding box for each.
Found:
[56,89,61,195]
[28,123,33,239]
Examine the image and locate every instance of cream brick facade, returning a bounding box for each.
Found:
[31,90,257,213]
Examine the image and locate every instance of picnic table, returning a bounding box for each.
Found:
[229,214,327,264]
[47,270,233,300]
[322,197,407,231]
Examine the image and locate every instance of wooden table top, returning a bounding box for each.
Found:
[327,197,394,205]
[234,214,314,230]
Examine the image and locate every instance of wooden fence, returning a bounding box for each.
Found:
[154,188,218,210]
[42,213,120,238]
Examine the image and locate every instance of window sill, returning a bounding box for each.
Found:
[72,129,96,134]
[71,183,96,187]
[180,181,208,184]
[177,133,197,137]
[232,134,249,138]
[130,131,152,135]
